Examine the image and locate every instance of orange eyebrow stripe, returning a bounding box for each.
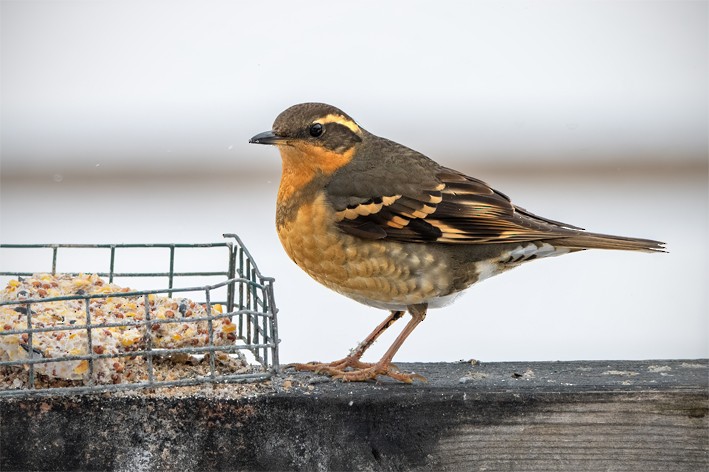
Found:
[315,114,361,134]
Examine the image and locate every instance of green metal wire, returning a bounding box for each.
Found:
[0,234,279,397]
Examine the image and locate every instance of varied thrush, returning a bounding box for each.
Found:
[249,102,665,383]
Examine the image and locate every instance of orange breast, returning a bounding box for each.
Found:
[276,192,454,309]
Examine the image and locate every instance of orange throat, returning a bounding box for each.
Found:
[276,143,354,202]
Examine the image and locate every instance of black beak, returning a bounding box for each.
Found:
[249,130,285,145]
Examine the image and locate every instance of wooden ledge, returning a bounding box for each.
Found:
[1,359,707,471]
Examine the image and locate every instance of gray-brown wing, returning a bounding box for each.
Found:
[328,163,583,244]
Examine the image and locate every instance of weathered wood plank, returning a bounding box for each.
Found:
[1,359,707,471]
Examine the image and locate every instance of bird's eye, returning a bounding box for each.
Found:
[309,123,324,137]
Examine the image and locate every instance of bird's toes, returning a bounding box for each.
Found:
[291,359,426,383]
[338,364,427,384]
[290,356,373,374]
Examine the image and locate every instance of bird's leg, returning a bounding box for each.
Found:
[335,303,428,383]
[293,310,405,374]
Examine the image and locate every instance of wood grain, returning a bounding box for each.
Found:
[1,359,706,471]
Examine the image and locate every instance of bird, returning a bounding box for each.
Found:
[249,102,665,383]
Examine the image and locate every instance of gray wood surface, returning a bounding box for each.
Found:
[1,359,707,471]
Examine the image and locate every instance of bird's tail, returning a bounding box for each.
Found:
[546,232,666,253]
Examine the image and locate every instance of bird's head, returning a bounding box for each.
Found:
[250,102,364,159]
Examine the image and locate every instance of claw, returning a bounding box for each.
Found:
[292,357,426,383]
[291,355,373,375]
[336,363,427,383]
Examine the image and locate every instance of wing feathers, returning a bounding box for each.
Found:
[330,167,663,251]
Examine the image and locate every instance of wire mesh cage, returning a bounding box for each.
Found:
[0,233,279,397]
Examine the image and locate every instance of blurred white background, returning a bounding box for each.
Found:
[1,1,707,365]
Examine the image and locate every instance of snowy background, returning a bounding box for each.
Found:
[1,1,707,365]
